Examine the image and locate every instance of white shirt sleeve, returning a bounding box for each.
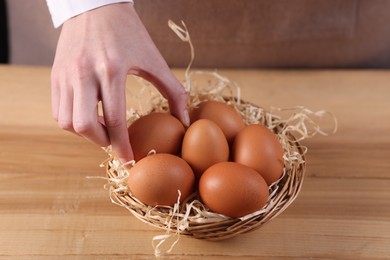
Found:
[46,0,134,28]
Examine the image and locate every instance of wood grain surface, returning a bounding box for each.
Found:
[0,65,389,259]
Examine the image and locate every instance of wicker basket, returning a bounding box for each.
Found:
[103,87,307,241]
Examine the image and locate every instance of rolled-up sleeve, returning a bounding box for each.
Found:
[46,0,134,28]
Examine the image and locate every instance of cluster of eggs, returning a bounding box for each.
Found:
[127,101,284,218]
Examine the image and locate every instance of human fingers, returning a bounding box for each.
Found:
[100,70,134,163]
[72,75,110,148]
[56,79,76,133]
[50,70,60,122]
[51,68,76,133]
[162,75,190,127]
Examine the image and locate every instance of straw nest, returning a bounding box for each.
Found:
[102,70,313,242]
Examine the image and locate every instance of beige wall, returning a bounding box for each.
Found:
[7,0,59,66]
[7,0,390,68]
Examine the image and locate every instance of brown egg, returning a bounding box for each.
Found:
[190,100,245,144]
[127,153,195,206]
[128,112,185,161]
[233,124,284,185]
[181,119,229,179]
[199,162,269,218]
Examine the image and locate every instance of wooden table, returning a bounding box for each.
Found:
[1,65,389,259]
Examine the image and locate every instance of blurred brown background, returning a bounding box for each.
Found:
[4,0,390,68]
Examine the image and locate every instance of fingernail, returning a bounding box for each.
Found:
[183,110,190,127]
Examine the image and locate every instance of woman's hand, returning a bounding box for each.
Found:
[51,3,189,162]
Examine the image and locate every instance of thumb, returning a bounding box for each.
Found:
[130,67,190,127]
